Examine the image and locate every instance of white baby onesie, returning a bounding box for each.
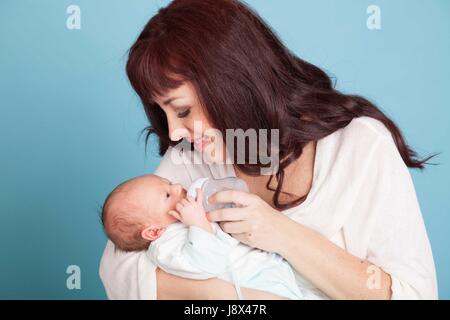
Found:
[146,222,321,300]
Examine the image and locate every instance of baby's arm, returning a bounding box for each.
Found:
[150,189,236,279]
[148,223,233,280]
[168,189,213,233]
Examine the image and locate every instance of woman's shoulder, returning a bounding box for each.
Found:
[319,116,393,161]
[313,116,404,193]
[340,116,392,144]
[320,116,397,164]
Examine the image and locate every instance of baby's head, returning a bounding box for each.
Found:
[101,174,186,252]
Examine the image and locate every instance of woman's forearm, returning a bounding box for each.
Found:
[276,217,392,300]
[156,268,286,300]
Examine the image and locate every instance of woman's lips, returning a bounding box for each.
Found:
[193,137,211,151]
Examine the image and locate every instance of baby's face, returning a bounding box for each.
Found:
[109,175,187,227]
[145,175,188,224]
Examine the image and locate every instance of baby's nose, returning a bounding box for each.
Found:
[173,184,185,196]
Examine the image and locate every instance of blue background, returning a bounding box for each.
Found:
[0,0,448,299]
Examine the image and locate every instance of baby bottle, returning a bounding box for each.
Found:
[187,177,249,212]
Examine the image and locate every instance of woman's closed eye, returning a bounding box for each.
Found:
[177,108,191,118]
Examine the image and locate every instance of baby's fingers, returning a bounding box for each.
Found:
[168,210,182,221]
[176,202,184,212]
[186,195,196,203]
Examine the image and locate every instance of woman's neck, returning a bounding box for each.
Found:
[233,141,317,208]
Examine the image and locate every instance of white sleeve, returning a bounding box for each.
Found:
[364,136,438,299]
[98,147,194,300]
[147,225,234,279]
[99,240,157,300]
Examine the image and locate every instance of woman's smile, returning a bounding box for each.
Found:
[193,136,212,152]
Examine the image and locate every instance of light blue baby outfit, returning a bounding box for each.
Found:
[147,222,318,300]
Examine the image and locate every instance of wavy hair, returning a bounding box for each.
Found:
[126,0,434,210]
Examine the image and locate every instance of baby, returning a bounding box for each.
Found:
[101,174,319,300]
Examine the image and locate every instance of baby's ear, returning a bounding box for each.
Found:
[141,226,165,241]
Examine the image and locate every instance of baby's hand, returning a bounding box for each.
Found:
[168,189,212,233]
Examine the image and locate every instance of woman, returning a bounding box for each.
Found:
[100,0,437,299]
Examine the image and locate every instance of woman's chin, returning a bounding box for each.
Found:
[201,142,226,164]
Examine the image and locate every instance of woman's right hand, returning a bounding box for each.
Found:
[155,268,287,300]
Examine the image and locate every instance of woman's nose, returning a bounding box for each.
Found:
[167,116,190,142]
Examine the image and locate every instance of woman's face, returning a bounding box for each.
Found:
[153,82,226,163]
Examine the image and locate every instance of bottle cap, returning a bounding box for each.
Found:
[187,177,210,199]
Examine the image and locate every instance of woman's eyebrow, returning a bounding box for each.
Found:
[163,96,184,105]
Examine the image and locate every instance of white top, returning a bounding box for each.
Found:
[99,116,438,299]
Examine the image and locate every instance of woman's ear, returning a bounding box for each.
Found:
[141,226,166,241]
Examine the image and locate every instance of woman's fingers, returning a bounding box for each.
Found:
[220,221,251,234]
[230,233,251,246]
[208,207,247,222]
[208,189,256,207]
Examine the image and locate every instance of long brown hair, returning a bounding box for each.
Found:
[126,0,434,210]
